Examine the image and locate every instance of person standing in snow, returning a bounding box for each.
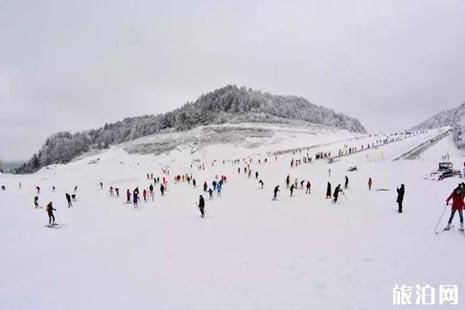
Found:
[126,189,131,203]
[290,184,295,197]
[197,195,205,218]
[285,175,290,188]
[259,179,264,189]
[46,202,56,226]
[368,177,372,190]
[306,181,311,194]
[143,189,147,202]
[65,193,72,208]
[160,184,165,197]
[203,182,208,192]
[396,184,405,213]
[149,184,154,200]
[445,187,464,231]
[115,187,119,198]
[208,188,213,199]
[133,190,139,208]
[36,186,40,194]
[344,176,349,189]
[99,182,103,190]
[34,196,39,209]
[326,182,332,199]
[255,171,259,179]
[273,185,280,200]
[332,185,343,204]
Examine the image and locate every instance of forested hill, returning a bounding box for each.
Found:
[411,102,465,148]
[16,85,366,173]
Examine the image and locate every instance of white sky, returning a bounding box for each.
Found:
[1,0,465,161]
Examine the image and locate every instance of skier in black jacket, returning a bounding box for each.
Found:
[396,184,405,213]
[198,195,205,218]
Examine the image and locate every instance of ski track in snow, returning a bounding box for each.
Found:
[0,126,464,310]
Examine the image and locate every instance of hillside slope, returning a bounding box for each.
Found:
[16,85,366,174]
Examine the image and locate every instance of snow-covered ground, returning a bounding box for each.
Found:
[0,126,463,310]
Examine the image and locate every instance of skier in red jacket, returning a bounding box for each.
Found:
[445,186,464,231]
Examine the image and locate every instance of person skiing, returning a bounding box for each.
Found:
[259,179,264,189]
[65,193,72,208]
[290,184,295,197]
[445,186,464,231]
[396,184,405,213]
[203,181,208,192]
[193,179,196,188]
[143,189,147,202]
[306,181,311,194]
[99,181,103,189]
[52,186,56,192]
[126,189,131,203]
[344,176,349,189]
[73,186,78,192]
[36,186,40,194]
[332,184,344,203]
[149,184,154,200]
[46,201,56,226]
[326,182,332,199]
[368,177,372,190]
[133,190,139,208]
[160,184,165,197]
[273,185,280,200]
[208,188,213,199]
[110,186,114,197]
[34,196,39,209]
[115,187,119,198]
[285,175,290,188]
[198,195,205,218]
[255,171,259,179]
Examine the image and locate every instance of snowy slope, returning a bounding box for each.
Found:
[1,128,464,310]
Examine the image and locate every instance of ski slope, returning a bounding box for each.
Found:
[0,127,464,310]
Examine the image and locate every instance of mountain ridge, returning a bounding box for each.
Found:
[15,85,366,173]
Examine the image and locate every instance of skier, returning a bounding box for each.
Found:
[259,179,264,188]
[34,196,39,208]
[65,193,72,208]
[126,189,131,203]
[344,176,349,189]
[368,177,372,190]
[396,184,405,213]
[115,187,119,198]
[73,186,78,192]
[160,184,165,197]
[52,186,56,192]
[273,185,280,200]
[255,171,259,179]
[286,175,290,188]
[133,190,139,208]
[326,182,332,199]
[208,188,213,199]
[46,201,56,226]
[143,189,147,202]
[445,186,464,231]
[290,184,295,197]
[332,184,344,203]
[36,186,40,194]
[149,184,154,200]
[110,186,114,197]
[100,181,103,189]
[306,181,311,194]
[193,179,196,188]
[198,195,205,218]
[203,182,208,192]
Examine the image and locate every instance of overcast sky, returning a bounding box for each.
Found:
[1,0,465,161]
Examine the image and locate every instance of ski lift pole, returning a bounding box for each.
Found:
[434,204,448,234]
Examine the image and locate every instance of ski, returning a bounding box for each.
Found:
[435,225,455,235]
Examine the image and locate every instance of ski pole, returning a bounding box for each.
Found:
[434,204,448,233]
